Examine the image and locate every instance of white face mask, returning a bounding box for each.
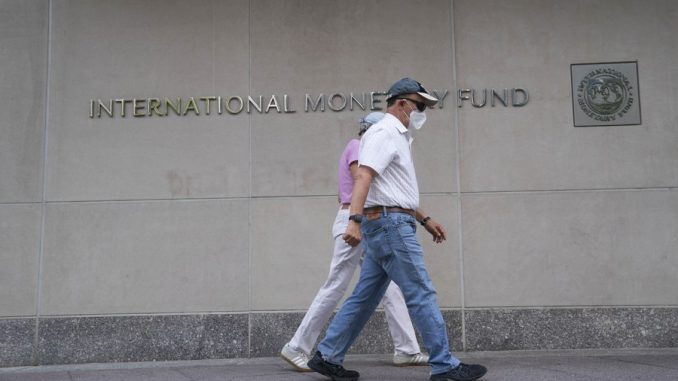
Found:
[408,110,427,130]
[400,100,427,130]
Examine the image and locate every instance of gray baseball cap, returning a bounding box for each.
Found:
[386,77,438,107]
[359,111,384,135]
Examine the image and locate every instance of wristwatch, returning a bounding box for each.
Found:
[348,214,363,223]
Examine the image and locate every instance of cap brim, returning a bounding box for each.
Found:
[417,92,439,107]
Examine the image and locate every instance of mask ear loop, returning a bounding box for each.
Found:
[398,100,411,125]
[400,99,415,125]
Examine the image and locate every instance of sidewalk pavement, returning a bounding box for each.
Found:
[1,348,677,381]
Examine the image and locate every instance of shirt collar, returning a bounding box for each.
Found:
[385,113,408,135]
[384,113,414,144]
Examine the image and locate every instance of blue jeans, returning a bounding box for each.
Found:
[317,211,460,375]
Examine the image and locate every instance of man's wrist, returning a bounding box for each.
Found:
[419,216,431,226]
[348,214,363,224]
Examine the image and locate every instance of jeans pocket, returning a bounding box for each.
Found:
[395,217,416,236]
[397,218,416,234]
[362,222,391,258]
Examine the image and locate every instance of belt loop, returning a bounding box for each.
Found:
[382,205,388,216]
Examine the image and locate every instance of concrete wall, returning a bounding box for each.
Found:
[1,0,677,366]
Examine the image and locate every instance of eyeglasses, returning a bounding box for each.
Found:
[399,98,426,112]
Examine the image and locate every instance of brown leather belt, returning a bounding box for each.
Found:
[363,206,415,217]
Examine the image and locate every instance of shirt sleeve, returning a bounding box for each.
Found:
[345,139,360,166]
[359,128,395,175]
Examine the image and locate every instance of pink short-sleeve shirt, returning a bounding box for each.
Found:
[338,139,360,203]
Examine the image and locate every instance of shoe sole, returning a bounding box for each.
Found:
[279,353,313,372]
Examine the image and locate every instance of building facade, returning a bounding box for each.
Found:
[1,0,677,366]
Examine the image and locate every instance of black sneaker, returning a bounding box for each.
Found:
[430,363,487,381]
[307,351,360,381]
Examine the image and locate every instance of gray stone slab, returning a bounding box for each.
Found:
[250,198,345,311]
[41,200,250,315]
[38,315,203,365]
[37,314,248,365]
[46,0,250,201]
[0,204,41,317]
[200,314,249,359]
[0,0,47,203]
[465,307,678,351]
[249,312,309,358]
[442,310,464,353]
[250,0,456,198]
[0,319,35,367]
[455,0,678,192]
[462,191,678,307]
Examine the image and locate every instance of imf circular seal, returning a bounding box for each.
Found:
[576,68,634,122]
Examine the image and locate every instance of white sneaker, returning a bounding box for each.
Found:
[393,352,429,366]
[280,343,312,372]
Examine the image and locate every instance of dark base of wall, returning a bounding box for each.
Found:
[0,319,35,367]
[465,308,678,351]
[1,307,676,367]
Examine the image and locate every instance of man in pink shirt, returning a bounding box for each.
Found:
[280,112,428,371]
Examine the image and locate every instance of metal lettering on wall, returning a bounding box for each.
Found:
[571,61,641,127]
[89,88,529,118]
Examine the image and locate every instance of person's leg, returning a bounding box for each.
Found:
[317,236,391,365]
[287,209,361,355]
[381,281,421,355]
[379,213,460,375]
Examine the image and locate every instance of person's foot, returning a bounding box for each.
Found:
[393,352,429,366]
[430,363,487,381]
[279,343,312,372]
[307,351,360,381]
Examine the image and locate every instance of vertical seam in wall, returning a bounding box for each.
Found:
[34,0,53,366]
[207,0,215,359]
[247,0,253,358]
[449,0,466,352]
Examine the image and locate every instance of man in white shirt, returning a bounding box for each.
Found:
[280,112,428,372]
[307,78,488,381]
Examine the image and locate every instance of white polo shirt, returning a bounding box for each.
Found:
[359,113,419,210]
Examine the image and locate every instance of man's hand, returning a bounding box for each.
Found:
[343,221,362,247]
[423,219,446,243]
[343,165,374,247]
